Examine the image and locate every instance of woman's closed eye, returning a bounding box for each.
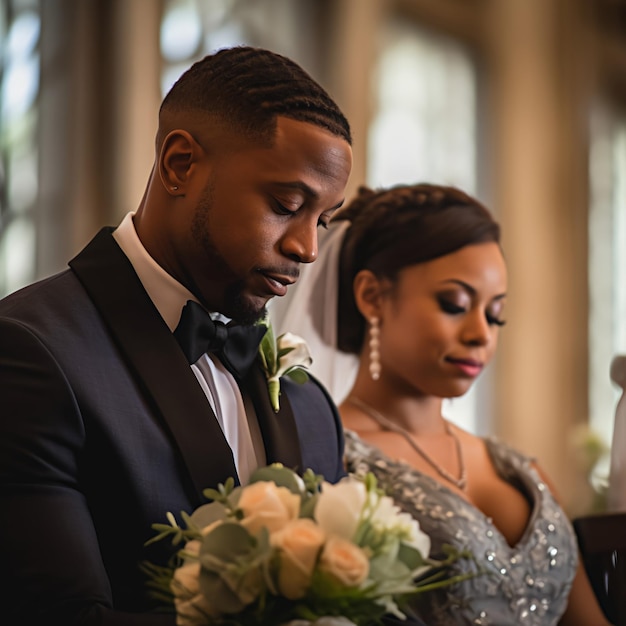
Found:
[439,298,506,327]
[486,313,506,327]
[439,299,466,315]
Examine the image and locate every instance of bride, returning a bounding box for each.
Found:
[272,183,610,625]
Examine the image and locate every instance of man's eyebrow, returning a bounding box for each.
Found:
[273,181,318,197]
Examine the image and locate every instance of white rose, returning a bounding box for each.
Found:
[396,512,431,559]
[371,494,431,558]
[275,332,313,377]
[271,518,326,599]
[238,480,300,536]
[314,478,367,540]
[318,535,369,588]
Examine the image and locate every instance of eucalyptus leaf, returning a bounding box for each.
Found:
[259,325,277,372]
[396,542,426,570]
[277,345,296,360]
[198,568,248,615]
[189,500,228,530]
[199,522,256,563]
[299,491,319,519]
[285,368,309,384]
[249,464,305,494]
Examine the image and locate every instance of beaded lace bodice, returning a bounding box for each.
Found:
[344,430,578,626]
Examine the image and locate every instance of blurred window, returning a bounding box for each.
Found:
[589,101,626,450]
[367,18,477,193]
[0,0,40,296]
[367,18,483,433]
[159,0,315,97]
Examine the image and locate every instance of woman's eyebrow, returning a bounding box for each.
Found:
[438,279,507,300]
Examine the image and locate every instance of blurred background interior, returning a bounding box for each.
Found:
[1,0,625,516]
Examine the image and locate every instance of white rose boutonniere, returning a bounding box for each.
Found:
[258,319,313,412]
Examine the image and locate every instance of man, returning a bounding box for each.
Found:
[0,46,352,625]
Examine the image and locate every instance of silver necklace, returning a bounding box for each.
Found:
[347,395,468,492]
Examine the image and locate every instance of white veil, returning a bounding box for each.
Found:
[269,220,358,404]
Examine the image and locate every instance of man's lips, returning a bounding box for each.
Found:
[445,357,484,377]
[258,271,297,297]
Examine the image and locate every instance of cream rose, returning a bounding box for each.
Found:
[318,536,369,588]
[271,518,326,599]
[238,480,300,536]
[171,558,217,625]
[173,593,215,626]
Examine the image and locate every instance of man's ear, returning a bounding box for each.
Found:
[353,270,387,320]
[158,130,201,194]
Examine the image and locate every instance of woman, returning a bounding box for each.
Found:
[273,183,610,625]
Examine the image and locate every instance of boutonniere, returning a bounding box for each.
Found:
[258,319,312,412]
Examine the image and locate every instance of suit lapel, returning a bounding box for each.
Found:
[245,364,303,472]
[69,228,237,501]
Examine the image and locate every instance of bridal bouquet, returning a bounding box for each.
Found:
[145,464,467,626]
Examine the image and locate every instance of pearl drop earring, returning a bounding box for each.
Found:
[369,316,381,381]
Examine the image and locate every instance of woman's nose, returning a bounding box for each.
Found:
[462,311,491,346]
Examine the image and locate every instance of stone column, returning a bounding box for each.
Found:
[487,0,593,509]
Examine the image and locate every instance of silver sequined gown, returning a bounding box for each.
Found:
[344,430,578,626]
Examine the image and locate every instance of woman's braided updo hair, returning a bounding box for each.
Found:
[334,183,501,354]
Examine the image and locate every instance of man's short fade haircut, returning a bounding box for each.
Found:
[159,46,352,145]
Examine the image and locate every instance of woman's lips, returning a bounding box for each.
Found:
[446,358,483,377]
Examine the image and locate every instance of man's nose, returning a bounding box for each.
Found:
[281,221,318,264]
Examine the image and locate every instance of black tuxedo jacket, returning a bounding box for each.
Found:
[0,228,345,626]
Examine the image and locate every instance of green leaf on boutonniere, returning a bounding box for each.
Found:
[258,318,312,412]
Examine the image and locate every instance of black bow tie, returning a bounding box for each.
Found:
[173,300,267,380]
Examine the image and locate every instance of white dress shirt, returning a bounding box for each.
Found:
[113,212,265,484]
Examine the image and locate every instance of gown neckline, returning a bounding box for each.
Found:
[344,429,542,551]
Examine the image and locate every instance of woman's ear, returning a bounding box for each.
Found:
[353,270,387,320]
[158,130,201,195]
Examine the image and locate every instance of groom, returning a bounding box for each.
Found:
[0,46,353,625]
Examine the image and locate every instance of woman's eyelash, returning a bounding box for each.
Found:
[440,299,506,327]
[439,300,465,314]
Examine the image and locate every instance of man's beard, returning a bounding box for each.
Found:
[191,184,266,326]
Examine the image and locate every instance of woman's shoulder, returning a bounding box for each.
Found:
[482,436,536,478]
[343,428,379,460]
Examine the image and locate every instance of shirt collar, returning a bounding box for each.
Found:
[112,212,198,332]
